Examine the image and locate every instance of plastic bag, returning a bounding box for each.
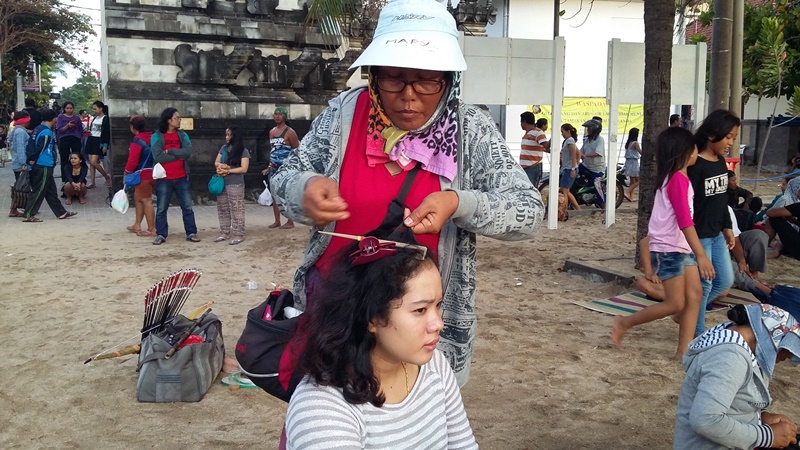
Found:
[13,169,33,194]
[152,163,167,180]
[111,189,129,214]
[258,181,273,206]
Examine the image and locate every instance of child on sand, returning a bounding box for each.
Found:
[611,127,714,358]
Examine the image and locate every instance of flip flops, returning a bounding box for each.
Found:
[58,211,77,220]
[221,371,258,390]
[22,217,42,223]
[229,238,244,245]
[137,230,155,237]
[214,236,228,243]
[186,234,201,243]
[152,235,166,245]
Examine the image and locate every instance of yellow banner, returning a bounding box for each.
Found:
[531,98,644,135]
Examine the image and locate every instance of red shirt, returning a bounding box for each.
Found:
[125,131,153,181]
[317,91,440,274]
[161,131,187,180]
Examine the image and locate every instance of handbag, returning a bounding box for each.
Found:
[124,138,153,188]
[208,146,228,196]
[137,313,224,402]
[236,290,305,403]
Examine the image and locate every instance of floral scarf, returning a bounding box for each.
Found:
[364,68,461,182]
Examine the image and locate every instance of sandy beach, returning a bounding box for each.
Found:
[1,164,798,449]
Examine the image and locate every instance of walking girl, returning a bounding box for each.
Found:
[689,110,738,336]
[611,127,714,358]
[214,126,250,245]
[559,123,581,210]
[84,101,111,188]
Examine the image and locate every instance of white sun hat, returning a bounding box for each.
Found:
[351,0,467,72]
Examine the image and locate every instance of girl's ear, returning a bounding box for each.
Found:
[367,321,377,334]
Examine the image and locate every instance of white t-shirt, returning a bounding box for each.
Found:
[90,115,105,138]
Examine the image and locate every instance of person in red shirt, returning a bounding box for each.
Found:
[124,115,155,236]
[150,107,199,245]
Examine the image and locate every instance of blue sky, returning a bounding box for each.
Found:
[52,0,102,91]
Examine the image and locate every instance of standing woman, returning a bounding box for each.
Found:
[271,0,543,386]
[124,115,155,236]
[151,107,200,245]
[559,123,581,210]
[214,126,250,245]
[689,109,738,336]
[84,101,111,188]
[623,127,642,201]
[55,102,83,182]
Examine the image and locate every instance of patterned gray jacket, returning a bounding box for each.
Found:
[271,86,544,386]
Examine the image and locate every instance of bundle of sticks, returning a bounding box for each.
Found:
[143,269,202,339]
[83,269,207,364]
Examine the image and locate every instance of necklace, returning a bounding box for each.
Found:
[401,362,410,394]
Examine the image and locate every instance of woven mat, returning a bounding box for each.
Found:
[573,289,760,316]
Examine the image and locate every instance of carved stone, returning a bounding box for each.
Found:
[181,0,209,9]
[246,0,278,17]
[324,50,360,92]
[289,48,323,89]
[175,44,254,84]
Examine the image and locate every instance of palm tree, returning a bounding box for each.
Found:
[636,0,676,267]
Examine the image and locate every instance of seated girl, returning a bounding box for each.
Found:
[284,233,478,449]
[63,152,88,205]
[674,304,800,449]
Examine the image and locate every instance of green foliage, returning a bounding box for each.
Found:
[60,73,100,113]
[688,33,707,44]
[742,0,800,100]
[743,16,790,100]
[789,86,800,116]
[0,0,95,108]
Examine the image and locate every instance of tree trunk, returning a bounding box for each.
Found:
[636,0,676,268]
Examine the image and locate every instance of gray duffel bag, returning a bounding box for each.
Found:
[136,313,224,402]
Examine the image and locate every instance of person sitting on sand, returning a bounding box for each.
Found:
[284,231,478,449]
[611,127,712,358]
[674,304,800,450]
[63,153,88,205]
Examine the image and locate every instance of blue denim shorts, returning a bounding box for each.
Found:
[650,252,697,281]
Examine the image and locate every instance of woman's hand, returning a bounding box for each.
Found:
[643,273,661,284]
[697,255,716,280]
[763,412,796,427]
[302,176,350,226]
[768,420,798,448]
[261,168,269,176]
[570,168,576,178]
[737,260,751,276]
[724,228,736,250]
[403,191,459,235]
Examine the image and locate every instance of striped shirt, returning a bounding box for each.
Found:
[519,128,547,168]
[285,350,478,449]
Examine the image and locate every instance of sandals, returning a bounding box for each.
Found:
[152,235,166,245]
[126,225,140,233]
[8,211,21,217]
[58,211,77,220]
[86,183,96,189]
[186,234,201,243]
[137,230,155,237]
[214,236,229,243]
[79,198,87,204]
[22,217,43,223]
[65,199,72,205]
[229,238,244,245]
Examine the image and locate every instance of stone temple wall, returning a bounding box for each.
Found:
[101,0,364,199]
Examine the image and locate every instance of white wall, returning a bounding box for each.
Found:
[500,0,644,166]
[742,95,791,121]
